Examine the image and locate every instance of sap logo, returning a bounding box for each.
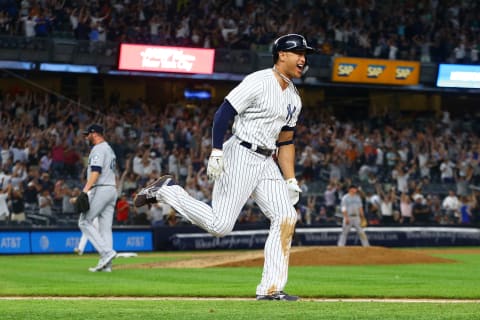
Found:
[396,66,414,79]
[337,63,357,76]
[367,65,386,78]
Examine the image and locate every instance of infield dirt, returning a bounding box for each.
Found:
[117,246,460,269]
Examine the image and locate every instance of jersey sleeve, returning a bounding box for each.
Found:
[225,73,262,114]
[89,149,104,168]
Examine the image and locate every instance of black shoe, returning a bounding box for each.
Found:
[134,175,176,207]
[256,291,299,301]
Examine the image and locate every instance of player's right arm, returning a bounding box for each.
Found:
[211,100,238,150]
[207,100,238,181]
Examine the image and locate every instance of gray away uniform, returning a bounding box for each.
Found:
[337,193,370,247]
[78,141,118,256]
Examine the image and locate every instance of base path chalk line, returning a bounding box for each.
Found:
[0,296,479,303]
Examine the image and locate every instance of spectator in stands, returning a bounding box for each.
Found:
[115,193,130,225]
[38,188,53,222]
[364,188,381,224]
[412,194,432,224]
[50,139,66,179]
[324,181,338,221]
[442,189,461,224]
[10,185,26,224]
[0,183,10,222]
[460,192,477,225]
[0,164,12,190]
[39,172,54,193]
[399,193,413,224]
[63,145,81,179]
[378,186,397,225]
[149,202,171,226]
[440,157,456,184]
[61,186,77,216]
[39,150,52,174]
[0,140,11,168]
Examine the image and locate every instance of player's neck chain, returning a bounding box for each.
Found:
[272,66,291,86]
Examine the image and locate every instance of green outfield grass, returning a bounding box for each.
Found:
[1,248,479,319]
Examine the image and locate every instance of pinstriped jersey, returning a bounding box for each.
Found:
[88,141,117,186]
[225,68,302,150]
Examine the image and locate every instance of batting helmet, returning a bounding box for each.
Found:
[272,34,315,63]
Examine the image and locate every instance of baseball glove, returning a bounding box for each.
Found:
[360,216,368,228]
[74,192,90,214]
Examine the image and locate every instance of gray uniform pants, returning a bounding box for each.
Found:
[78,186,117,256]
[337,216,370,247]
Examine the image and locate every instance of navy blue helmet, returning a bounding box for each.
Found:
[273,34,315,58]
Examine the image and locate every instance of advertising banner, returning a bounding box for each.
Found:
[31,230,87,253]
[436,64,480,88]
[114,230,153,252]
[0,231,30,254]
[166,227,480,250]
[332,57,420,85]
[29,230,153,254]
[118,44,215,74]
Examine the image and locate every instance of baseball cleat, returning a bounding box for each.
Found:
[255,291,299,301]
[88,266,112,272]
[89,261,113,273]
[74,248,83,255]
[134,175,176,207]
[89,250,117,272]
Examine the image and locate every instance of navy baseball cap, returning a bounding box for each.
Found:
[83,124,104,135]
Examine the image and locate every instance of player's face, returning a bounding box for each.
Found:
[284,51,307,78]
[84,132,93,145]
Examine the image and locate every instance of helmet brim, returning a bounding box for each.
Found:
[282,46,316,54]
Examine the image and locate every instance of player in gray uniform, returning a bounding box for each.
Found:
[337,185,370,247]
[134,34,316,301]
[78,124,118,272]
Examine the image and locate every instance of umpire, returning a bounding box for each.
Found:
[337,185,370,247]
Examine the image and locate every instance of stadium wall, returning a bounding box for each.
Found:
[1,226,479,254]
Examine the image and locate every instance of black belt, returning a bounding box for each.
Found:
[240,141,274,157]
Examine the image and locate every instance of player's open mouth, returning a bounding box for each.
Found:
[296,64,304,72]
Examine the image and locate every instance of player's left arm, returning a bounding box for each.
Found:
[276,127,296,180]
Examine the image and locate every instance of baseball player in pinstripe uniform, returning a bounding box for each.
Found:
[78,124,118,272]
[337,185,370,247]
[135,34,315,301]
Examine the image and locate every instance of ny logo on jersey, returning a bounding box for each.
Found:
[286,104,296,123]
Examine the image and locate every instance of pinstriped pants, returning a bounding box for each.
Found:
[157,136,297,295]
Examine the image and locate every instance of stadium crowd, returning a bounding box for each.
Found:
[0,0,478,64]
[0,89,479,228]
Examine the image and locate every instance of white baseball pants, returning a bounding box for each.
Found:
[157,136,297,295]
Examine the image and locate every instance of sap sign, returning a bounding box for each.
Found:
[0,232,30,254]
[332,57,420,85]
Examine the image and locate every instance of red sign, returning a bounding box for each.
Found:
[118,44,215,74]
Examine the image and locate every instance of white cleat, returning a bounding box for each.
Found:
[88,251,116,272]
